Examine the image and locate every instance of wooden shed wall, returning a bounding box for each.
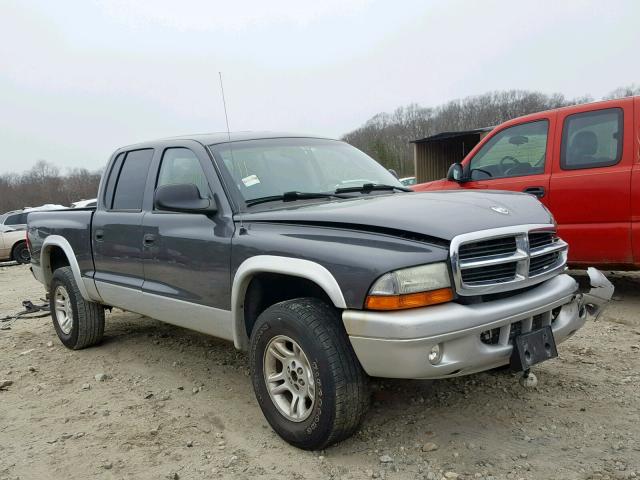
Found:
[413,133,484,183]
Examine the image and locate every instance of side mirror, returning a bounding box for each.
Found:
[155,184,217,214]
[446,163,465,182]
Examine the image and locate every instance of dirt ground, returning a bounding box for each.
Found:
[0,263,638,480]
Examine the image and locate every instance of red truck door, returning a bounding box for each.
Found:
[548,98,634,267]
[456,113,554,207]
[632,97,640,265]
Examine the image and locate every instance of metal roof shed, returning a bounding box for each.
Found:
[411,127,492,183]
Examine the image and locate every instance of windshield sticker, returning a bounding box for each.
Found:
[242,175,261,187]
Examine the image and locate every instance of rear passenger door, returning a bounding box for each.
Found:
[549,99,634,266]
[93,148,154,298]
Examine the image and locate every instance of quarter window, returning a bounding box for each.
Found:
[157,148,210,198]
[469,120,549,180]
[560,108,623,170]
[111,149,154,210]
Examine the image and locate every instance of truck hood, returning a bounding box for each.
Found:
[237,190,553,242]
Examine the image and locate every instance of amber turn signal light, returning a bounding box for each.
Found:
[364,288,454,311]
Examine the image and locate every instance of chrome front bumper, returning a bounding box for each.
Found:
[342,270,613,379]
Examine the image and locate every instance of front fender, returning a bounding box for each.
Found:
[231,255,346,350]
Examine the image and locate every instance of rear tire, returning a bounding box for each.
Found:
[249,298,369,450]
[50,266,105,349]
[12,241,30,264]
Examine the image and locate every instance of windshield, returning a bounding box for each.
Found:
[210,138,402,203]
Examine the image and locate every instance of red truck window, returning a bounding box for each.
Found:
[468,120,548,181]
[560,108,623,170]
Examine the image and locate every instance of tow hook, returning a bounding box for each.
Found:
[580,267,615,320]
[519,369,538,388]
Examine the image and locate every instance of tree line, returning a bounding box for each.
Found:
[342,85,639,177]
[0,160,102,214]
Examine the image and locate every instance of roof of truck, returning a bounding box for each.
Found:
[120,131,337,151]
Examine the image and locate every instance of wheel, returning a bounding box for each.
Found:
[49,266,105,349]
[12,241,30,264]
[249,298,369,450]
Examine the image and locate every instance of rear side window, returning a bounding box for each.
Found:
[157,148,210,197]
[103,153,124,209]
[5,213,27,225]
[111,149,154,210]
[561,108,623,170]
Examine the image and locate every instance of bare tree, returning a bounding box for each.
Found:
[604,84,640,100]
[0,161,102,213]
[342,89,597,176]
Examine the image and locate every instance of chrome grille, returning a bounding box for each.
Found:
[460,262,517,284]
[458,236,517,260]
[451,225,568,296]
[529,232,554,249]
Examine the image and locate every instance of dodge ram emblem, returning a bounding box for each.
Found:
[491,206,510,215]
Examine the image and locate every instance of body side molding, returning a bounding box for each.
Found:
[95,281,234,340]
[231,255,347,350]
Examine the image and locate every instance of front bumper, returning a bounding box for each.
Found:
[342,270,613,379]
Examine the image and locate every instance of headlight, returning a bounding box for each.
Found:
[365,263,454,311]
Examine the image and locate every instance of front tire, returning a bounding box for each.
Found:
[12,241,30,264]
[249,298,369,450]
[50,266,105,349]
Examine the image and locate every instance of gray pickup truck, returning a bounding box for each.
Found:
[27,133,613,449]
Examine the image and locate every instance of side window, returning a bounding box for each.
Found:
[157,148,210,197]
[561,108,623,170]
[112,149,154,210]
[469,120,549,180]
[5,213,27,225]
[103,153,125,209]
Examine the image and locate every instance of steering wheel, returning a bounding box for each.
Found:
[470,167,492,179]
[500,155,521,175]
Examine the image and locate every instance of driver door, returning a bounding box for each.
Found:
[461,114,555,207]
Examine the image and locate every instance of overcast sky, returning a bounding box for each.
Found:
[1,0,638,174]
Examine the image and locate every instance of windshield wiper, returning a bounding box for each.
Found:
[334,183,412,194]
[246,191,346,207]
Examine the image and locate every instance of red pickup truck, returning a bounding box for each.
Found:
[414,96,640,270]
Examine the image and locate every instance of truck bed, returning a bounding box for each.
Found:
[27,208,96,278]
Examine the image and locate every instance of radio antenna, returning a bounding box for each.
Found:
[219,72,232,142]
[218,72,247,178]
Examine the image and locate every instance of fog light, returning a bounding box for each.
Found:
[428,344,442,365]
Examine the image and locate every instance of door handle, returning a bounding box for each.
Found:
[523,186,545,199]
[95,229,104,241]
[143,234,156,246]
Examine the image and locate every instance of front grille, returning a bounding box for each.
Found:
[461,262,517,284]
[458,236,517,260]
[529,251,561,276]
[480,311,554,346]
[529,232,554,249]
[451,226,568,296]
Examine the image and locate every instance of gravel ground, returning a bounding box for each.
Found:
[0,263,638,480]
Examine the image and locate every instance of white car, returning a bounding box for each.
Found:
[0,211,30,263]
[0,204,67,263]
[71,198,97,208]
